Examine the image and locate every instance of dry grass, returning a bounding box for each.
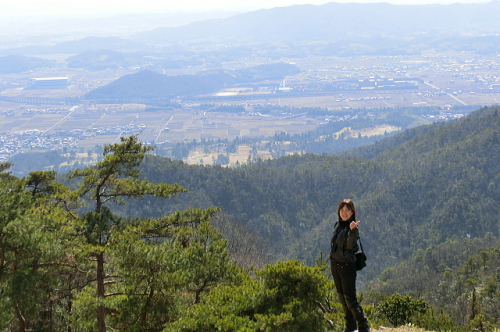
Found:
[372,327,429,332]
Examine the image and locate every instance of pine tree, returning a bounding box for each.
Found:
[0,167,76,331]
[67,135,221,331]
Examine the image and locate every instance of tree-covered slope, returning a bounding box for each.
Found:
[121,106,500,281]
[5,103,498,329]
[360,106,500,254]
[368,235,500,326]
[305,106,500,277]
[340,120,449,160]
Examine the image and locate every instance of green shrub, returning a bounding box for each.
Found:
[376,293,428,326]
[412,308,465,332]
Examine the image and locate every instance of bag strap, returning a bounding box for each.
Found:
[358,236,364,253]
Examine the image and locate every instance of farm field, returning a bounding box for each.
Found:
[0,86,486,166]
[2,52,500,165]
[0,102,322,157]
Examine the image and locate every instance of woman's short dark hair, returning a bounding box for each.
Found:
[337,199,356,220]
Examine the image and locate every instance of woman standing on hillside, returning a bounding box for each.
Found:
[330,199,370,332]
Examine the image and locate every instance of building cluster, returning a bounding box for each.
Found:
[0,123,148,161]
[20,108,71,115]
[422,112,465,121]
[290,53,500,96]
[0,130,79,161]
[83,123,147,137]
[25,77,70,90]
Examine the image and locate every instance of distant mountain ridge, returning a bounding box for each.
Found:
[66,49,144,70]
[0,55,54,74]
[3,2,500,58]
[2,36,146,56]
[133,1,500,44]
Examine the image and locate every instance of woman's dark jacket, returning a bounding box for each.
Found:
[330,220,359,263]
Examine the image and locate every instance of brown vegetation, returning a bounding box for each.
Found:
[372,327,429,332]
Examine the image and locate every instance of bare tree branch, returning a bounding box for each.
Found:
[314,300,335,328]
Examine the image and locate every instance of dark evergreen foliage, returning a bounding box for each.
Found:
[369,235,500,326]
[116,106,500,277]
[8,151,68,175]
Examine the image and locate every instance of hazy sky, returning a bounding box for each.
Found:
[2,0,491,19]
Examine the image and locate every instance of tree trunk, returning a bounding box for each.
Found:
[13,249,18,272]
[67,300,72,332]
[97,252,106,332]
[0,246,5,268]
[12,250,27,332]
[15,303,27,332]
[141,289,155,322]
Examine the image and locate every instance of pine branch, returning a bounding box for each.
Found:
[36,261,88,273]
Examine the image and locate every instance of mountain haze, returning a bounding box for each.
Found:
[133,1,500,44]
[1,36,146,56]
[66,49,144,70]
[3,2,500,58]
[0,55,54,74]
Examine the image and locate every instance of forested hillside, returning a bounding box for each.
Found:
[116,106,500,279]
[0,137,369,332]
[2,106,500,330]
[367,235,500,327]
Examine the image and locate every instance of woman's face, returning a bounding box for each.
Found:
[339,206,353,221]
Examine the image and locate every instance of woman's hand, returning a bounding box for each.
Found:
[350,220,360,230]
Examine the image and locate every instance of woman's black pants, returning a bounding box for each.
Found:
[331,261,369,332]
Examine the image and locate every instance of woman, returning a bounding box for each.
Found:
[330,199,370,332]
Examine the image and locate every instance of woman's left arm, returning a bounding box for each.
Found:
[346,224,359,250]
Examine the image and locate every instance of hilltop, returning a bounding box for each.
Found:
[83,63,301,101]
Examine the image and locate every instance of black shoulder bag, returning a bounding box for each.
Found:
[355,237,367,271]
